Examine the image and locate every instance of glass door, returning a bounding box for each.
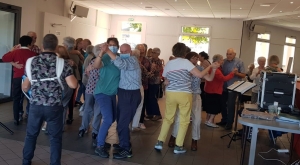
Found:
[0,2,21,103]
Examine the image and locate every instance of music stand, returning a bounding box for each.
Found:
[0,122,14,135]
[220,81,256,148]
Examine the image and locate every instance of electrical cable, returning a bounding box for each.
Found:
[258,148,287,165]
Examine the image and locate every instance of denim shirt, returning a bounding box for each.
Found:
[113,56,141,90]
[222,57,245,88]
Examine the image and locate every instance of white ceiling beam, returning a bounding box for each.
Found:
[244,10,300,20]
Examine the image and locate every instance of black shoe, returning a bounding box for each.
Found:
[92,133,97,140]
[225,124,232,130]
[113,143,122,150]
[14,120,19,126]
[93,141,111,148]
[66,119,73,125]
[78,129,85,137]
[113,148,132,159]
[75,101,83,106]
[145,115,153,119]
[216,121,227,126]
[95,146,109,158]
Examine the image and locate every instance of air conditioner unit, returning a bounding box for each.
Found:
[253,25,266,34]
[72,5,89,18]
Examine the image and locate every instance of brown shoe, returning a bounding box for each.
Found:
[191,139,197,151]
[168,136,176,148]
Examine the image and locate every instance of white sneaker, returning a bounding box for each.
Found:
[41,123,47,131]
[206,122,219,128]
[79,105,84,112]
[139,123,146,129]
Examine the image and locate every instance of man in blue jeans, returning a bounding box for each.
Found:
[100,43,141,159]
[22,34,77,165]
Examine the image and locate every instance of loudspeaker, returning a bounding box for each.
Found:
[73,5,89,18]
[253,25,266,34]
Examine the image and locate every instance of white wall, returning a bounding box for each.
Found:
[43,9,110,46]
[109,15,243,63]
[240,21,300,75]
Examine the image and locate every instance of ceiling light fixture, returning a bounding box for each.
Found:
[280,11,282,12]
[298,16,300,17]
[239,7,242,9]
[141,2,143,4]
[260,4,271,7]
[291,2,294,4]
[183,9,185,10]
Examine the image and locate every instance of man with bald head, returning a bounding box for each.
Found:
[216,48,245,130]
[27,31,41,55]
[100,43,141,159]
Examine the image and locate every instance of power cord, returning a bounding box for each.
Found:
[258,148,287,165]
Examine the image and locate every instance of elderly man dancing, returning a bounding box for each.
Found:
[100,43,142,159]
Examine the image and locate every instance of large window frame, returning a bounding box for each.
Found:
[0,2,21,103]
[119,21,146,50]
[178,25,211,55]
[254,33,271,67]
[282,36,296,72]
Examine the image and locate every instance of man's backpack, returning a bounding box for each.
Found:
[22,56,65,100]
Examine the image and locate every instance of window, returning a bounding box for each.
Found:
[179,26,210,54]
[120,22,143,49]
[254,33,270,66]
[282,37,296,72]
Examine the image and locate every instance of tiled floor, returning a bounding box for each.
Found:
[0,97,297,165]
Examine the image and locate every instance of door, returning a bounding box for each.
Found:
[0,2,21,103]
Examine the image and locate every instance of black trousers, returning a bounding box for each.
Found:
[12,78,23,121]
[68,89,76,120]
[146,84,161,116]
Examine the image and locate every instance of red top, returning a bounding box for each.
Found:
[2,48,36,78]
[204,67,235,95]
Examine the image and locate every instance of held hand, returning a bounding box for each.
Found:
[11,44,21,52]
[211,62,220,69]
[232,68,238,73]
[13,61,23,69]
[99,43,109,52]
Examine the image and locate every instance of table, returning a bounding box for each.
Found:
[238,117,300,165]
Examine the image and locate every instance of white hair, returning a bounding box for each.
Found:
[257,56,266,63]
[212,54,223,62]
[93,44,101,56]
[152,47,161,54]
[63,37,75,50]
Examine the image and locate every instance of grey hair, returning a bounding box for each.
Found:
[152,47,161,54]
[212,54,223,62]
[135,44,145,50]
[86,45,94,55]
[132,49,140,58]
[93,44,101,56]
[257,56,266,63]
[63,37,75,50]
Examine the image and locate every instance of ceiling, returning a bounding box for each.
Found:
[75,0,300,31]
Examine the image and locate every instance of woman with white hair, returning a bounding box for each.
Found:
[204,54,237,128]
[250,57,266,103]
[63,36,82,124]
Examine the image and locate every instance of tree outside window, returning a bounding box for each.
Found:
[179,26,210,53]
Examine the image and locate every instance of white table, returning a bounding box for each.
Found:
[238,117,300,165]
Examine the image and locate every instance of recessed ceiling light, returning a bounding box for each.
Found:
[291,2,294,4]
[238,15,240,16]
[260,4,271,7]
[239,7,242,9]
[280,11,282,12]
[183,9,185,10]
[298,16,300,17]
[141,2,143,4]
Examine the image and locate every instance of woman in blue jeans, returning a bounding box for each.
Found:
[92,38,120,158]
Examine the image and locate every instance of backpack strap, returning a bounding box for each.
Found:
[25,57,35,82]
[55,56,65,90]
